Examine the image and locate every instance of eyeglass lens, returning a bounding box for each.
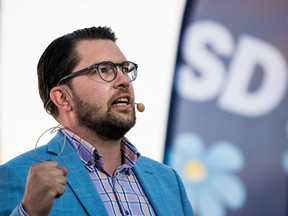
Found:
[88,61,137,82]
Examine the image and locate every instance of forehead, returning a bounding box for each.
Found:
[75,39,126,69]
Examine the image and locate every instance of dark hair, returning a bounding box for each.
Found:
[37,26,117,118]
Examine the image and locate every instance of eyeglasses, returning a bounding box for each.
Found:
[57,61,138,85]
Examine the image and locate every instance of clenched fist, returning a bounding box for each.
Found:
[21,161,68,216]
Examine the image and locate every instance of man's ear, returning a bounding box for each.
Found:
[50,86,73,112]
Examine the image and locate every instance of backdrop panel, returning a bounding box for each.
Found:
[165,0,288,215]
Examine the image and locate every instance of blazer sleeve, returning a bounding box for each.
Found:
[0,162,27,216]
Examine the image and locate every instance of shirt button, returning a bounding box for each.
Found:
[125,210,129,215]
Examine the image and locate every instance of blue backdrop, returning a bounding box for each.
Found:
[164,0,288,215]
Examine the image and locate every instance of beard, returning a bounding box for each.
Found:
[73,92,136,140]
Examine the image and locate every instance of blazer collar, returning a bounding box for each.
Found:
[133,157,167,216]
[46,132,109,216]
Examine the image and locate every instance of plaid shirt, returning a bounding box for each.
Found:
[64,129,156,216]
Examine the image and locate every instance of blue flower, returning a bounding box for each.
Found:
[168,132,246,216]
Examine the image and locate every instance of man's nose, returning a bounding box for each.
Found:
[113,67,130,88]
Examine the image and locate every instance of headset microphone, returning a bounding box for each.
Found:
[135,103,145,112]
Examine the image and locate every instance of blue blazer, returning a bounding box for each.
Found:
[0,132,193,216]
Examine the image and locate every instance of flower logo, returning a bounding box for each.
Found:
[167,132,246,216]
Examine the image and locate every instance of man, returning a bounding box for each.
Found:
[0,26,193,216]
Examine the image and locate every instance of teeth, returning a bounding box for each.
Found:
[113,97,129,106]
[118,98,128,102]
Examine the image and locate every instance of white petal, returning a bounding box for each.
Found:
[206,141,244,171]
[172,132,205,157]
[198,188,225,216]
[212,175,246,210]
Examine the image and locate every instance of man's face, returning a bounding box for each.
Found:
[69,39,136,140]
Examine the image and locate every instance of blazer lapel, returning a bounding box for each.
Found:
[133,157,167,216]
[46,132,108,216]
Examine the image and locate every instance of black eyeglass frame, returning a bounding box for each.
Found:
[57,61,138,85]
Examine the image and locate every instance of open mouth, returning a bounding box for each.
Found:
[112,97,130,106]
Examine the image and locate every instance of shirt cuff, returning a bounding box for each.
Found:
[18,203,29,216]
